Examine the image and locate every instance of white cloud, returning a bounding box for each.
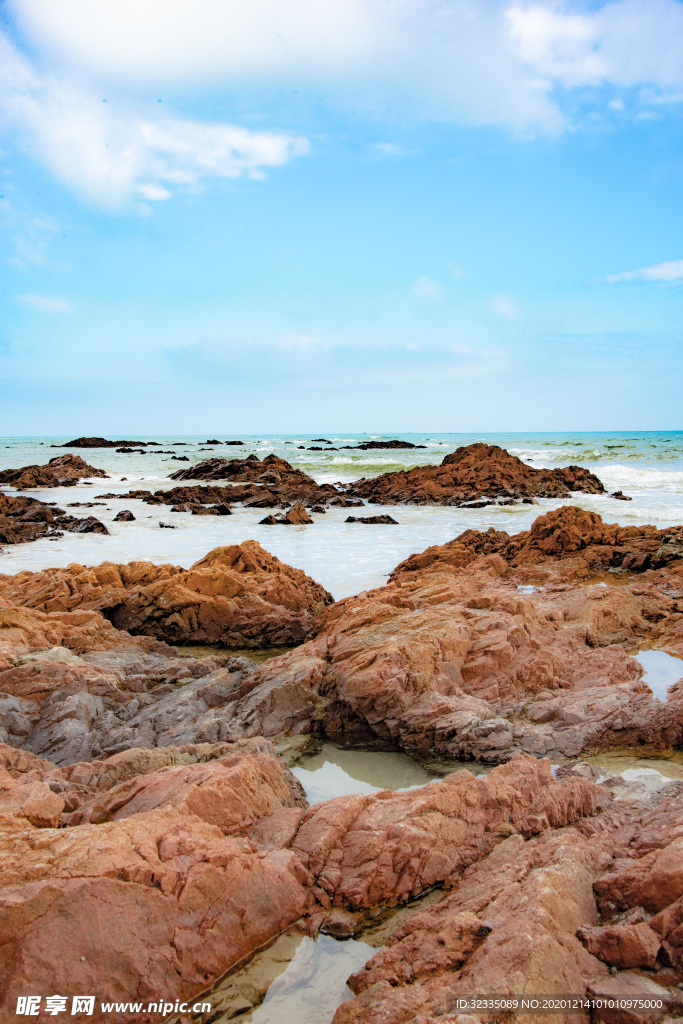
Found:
[16,293,75,313]
[0,35,308,209]
[491,292,522,320]
[605,259,683,283]
[508,0,683,93]
[411,276,444,301]
[2,0,683,209]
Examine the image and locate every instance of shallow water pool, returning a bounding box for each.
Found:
[633,649,683,701]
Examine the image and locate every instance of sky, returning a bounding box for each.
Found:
[1,0,682,434]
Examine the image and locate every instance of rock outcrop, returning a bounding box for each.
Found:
[332,769,683,1024]
[348,442,605,504]
[391,505,683,580]
[166,454,347,506]
[58,437,159,448]
[0,454,109,490]
[0,492,109,546]
[0,737,313,1022]
[0,540,333,650]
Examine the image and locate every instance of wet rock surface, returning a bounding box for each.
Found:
[0,492,109,547]
[348,442,605,505]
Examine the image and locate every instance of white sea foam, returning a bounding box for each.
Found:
[597,465,683,491]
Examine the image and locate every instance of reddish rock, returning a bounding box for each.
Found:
[292,756,602,910]
[348,443,605,505]
[391,505,683,581]
[578,922,662,969]
[0,540,333,649]
[333,775,683,1024]
[0,454,109,490]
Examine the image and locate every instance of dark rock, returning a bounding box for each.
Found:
[159,522,176,529]
[312,439,332,444]
[170,456,190,462]
[345,515,398,524]
[259,504,313,526]
[206,440,222,444]
[113,511,135,522]
[60,437,153,448]
[351,439,426,450]
[611,491,633,501]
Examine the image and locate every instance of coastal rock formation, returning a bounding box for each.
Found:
[0,492,109,546]
[167,454,346,505]
[105,506,680,762]
[0,540,333,651]
[58,437,160,448]
[0,454,109,490]
[348,442,605,504]
[4,736,682,1022]
[0,738,313,1022]
[391,505,683,580]
[333,770,683,1024]
[344,440,426,450]
[292,755,602,911]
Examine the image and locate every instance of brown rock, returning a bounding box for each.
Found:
[578,922,662,969]
[348,443,605,505]
[0,540,333,649]
[392,505,683,581]
[0,454,109,490]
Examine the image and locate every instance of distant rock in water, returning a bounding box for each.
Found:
[113,510,135,522]
[349,442,605,505]
[345,515,398,524]
[343,439,426,450]
[58,437,159,448]
[0,454,109,490]
[610,490,633,501]
[168,454,346,506]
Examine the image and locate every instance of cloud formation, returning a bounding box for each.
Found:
[605,259,683,283]
[15,293,75,313]
[3,1,683,208]
[0,34,308,208]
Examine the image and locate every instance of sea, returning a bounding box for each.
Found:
[1,431,682,600]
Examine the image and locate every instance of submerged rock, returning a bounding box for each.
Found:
[345,515,398,525]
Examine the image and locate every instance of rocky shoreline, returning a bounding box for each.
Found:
[0,475,682,1020]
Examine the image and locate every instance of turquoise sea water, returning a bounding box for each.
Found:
[1,431,682,598]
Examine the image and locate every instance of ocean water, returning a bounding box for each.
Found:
[1,431,682,599]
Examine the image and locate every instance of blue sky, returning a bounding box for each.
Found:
[1,0,682,434]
